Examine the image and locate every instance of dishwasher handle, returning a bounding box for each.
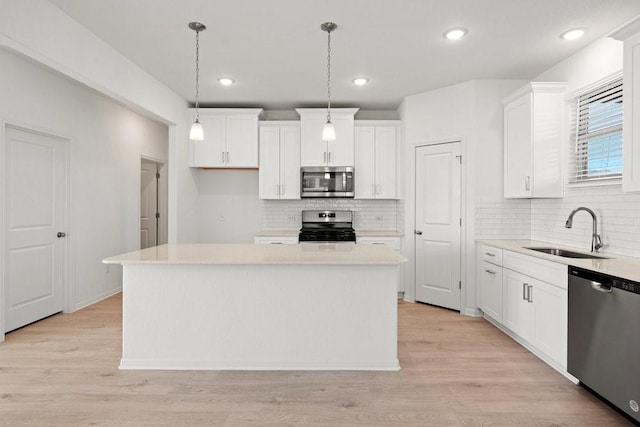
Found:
[590,280,613,294]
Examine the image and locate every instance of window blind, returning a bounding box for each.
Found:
[570,77,623,183]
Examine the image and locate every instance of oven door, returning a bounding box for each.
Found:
[301,166,354,198]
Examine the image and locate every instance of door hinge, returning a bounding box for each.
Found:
[156,172,160,179]
[456,155,462,164]
[155,212,160,219]
[459,281,462,289]
[459,218,462,226]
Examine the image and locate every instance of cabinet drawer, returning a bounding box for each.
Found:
[254,236,299,244]
[503,250,567,289]
[481,245,503,265]
[357,237,401,251]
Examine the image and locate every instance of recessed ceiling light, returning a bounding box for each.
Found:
[443,28,467,41]
[560,28,586,41]
[352,77,369,86]
[217,77,234,86]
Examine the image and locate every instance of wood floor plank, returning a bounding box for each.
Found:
[0,294,632,426]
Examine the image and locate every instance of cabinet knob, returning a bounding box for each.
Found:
[414,230,423,235]
[57,232,66,238]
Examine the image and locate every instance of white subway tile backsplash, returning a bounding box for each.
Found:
[475,184,640,257]
[475,199,531,239]
[531,184,640,256]
[260,199,401,231]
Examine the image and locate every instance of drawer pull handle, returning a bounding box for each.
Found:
[485,269,496,275]
[485,252,496,257]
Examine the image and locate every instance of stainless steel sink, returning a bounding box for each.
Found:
[524,247,608,259]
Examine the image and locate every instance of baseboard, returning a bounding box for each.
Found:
[462,307,483,317]
[73,287,122,312]
[120,358,401,371]
[482,315,578,384]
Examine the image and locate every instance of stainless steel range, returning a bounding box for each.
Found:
[298,210,356,243]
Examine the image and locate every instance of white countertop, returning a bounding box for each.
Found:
[478,239,640,283]
[254,230,403,238]
[103,243,407,266]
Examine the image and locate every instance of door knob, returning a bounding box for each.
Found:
[57,232,66,238]
[415,230,423,235]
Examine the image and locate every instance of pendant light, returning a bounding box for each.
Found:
[321,22,337,142]
[189,22,206,141]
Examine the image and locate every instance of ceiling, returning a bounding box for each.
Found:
[48,0,640,111]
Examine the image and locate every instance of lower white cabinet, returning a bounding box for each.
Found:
[356,236,401,251]
[478,246,568,371]
[503,268,567,368]
[254,236,298,244]
[478,245,503,322]
[357,236,404,294]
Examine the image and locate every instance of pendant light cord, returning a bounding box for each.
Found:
[195,29,200,122]
[326,29,331,123]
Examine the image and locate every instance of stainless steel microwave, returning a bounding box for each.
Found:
[300,166,354,198]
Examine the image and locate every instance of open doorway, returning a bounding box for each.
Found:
[140,158,167,249]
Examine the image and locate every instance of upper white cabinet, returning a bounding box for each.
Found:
[190,108,263,168]
[502,83,566,198]
[612,18,640,192]
[354,121,400,199]
[296,108,359,167]
[259,122,301,200]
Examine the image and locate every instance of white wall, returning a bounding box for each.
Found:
[196,170,262,243]
[399,79,524,315]
[0,0,198,244]
[0,48,167,310]
[528,36,640,256]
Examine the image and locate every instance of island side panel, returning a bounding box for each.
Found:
[120,263,399,370]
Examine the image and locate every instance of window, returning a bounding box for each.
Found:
[570,77,623,183]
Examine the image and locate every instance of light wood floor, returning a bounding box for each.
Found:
[0,294,632,427]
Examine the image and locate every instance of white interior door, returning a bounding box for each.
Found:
[415,142,461,310]
[4,126,66,332]
[140,159,158,249]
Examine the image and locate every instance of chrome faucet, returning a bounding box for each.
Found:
[564,207,603,253]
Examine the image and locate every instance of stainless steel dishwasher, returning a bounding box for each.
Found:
[568,266,640,424]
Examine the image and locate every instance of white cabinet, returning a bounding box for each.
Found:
[296,108,359,167]
[254,236,299,244]
[502,250,568,369]
[357,236,401,251]
[478,245,503,322]
[502,83,566,198]
[357,236,403,293]
[612,19,640,192]
[259,122,300,200]
[354,122,399,199]
[190,108,263,168]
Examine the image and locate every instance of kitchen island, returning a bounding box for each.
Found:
[103,243,405,371]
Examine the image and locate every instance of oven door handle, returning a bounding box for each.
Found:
[590,280,612,294]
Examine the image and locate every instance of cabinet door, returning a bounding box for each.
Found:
[374,127,397,199]
[504,93,533,198]
[191,114,226,167]
[354,127,376,198]
[279,126,301,199]
[226,115,258,167]
[327,115,355,166]
[530,279,568,368]
[258,127,281,199]
[480,262,503,322]
[623,31,640,192]
[300,117,328,166]
[502,269,531,339]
